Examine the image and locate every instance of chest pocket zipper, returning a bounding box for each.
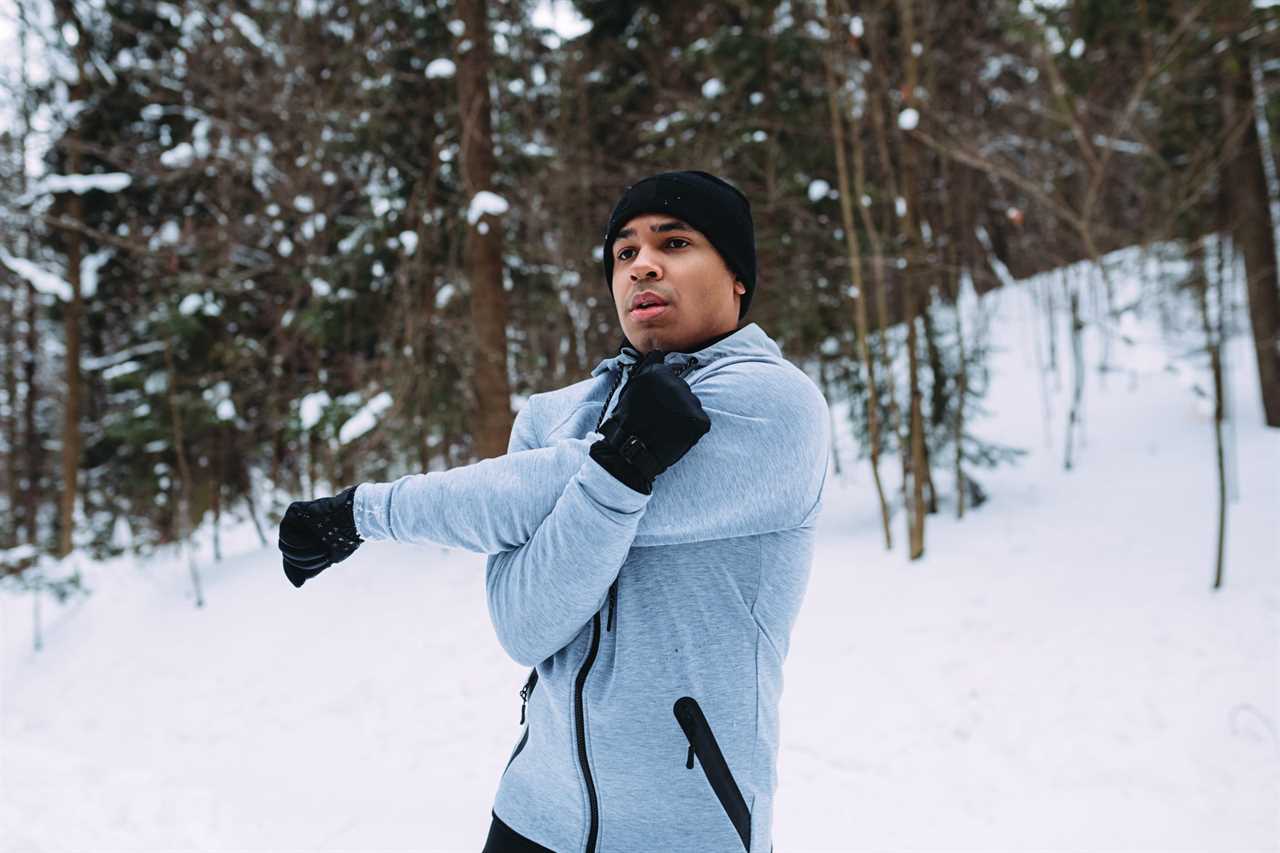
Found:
[673,696,751,852]
[504,669,538,774]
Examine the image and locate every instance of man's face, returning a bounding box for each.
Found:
[610,214,746,354]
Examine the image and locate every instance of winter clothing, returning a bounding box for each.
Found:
[278,485,362,587]
[602,171,757,321]
[352,323,829,853]
[588,349,713,495]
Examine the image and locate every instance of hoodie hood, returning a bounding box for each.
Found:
[590,322,781,379]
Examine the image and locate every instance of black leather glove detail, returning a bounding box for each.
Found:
[278,485,363,588]
[589,351,712,495]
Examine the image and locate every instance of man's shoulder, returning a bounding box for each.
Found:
[692,355,828,412]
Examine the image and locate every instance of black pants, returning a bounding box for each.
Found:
[482,811,774,852]
[482,811,556,853]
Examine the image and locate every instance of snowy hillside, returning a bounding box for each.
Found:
[2,256,1277,852]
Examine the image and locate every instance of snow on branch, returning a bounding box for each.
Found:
[467,191,510,225]
[0,250,72,301]
[338,392,393,444]
[20,172,132,204]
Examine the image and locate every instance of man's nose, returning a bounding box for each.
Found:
[629,250,662,279]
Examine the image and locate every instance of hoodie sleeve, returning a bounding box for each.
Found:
[351,360,829,552]
[481,398,645,666]
[352,403,650,555]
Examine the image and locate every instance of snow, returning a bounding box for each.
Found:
[807,179,831,203]
[84,341,166,371]
[309,278,331,298]
[466,190,510,225]
[81,249,111,299]
[531,0,593,39]
[425,58,456,79]
[701,78,724,98]
[101,360,141,381]
[156,221,181,245]
[2,254,1277,851]
[435,283,457,309]
[178,293,204,316]
[338,392,393,445]
[849,16,864,38]
[299,391,332,430]
[0,250,72,301]
[160,143,195,168]
[24,172,132,198]
[229,12,267,51]
[898,107,920,131]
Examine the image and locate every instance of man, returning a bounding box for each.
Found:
[278,171,831,853]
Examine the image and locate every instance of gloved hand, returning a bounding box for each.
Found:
[278,485,363,588]
[589,350,712,495]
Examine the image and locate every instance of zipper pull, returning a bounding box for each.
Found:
[607,580,617,633]
[519,669,537,724]
[686,744,695,769]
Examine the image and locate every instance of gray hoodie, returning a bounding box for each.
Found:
[353,322,831,852]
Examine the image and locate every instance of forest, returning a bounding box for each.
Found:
[0,0,1276,599]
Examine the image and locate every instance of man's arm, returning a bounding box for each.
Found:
[352,361,829,552]
[481,399,644,665]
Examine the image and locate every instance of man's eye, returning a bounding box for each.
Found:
[667,238,689,248]
[617,247,635,260]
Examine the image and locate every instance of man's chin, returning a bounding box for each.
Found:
[626,329,670,354]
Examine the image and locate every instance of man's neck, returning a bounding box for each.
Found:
[621,325,741,356]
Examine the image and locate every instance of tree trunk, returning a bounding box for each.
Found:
[54,0,90,558]
[1191,239,1228,589]
[164,338,204,608]
[821,15,892,550]
[1064,286,1085,470]
[4,274,18,545]
[454,0,513,459]
[16,5,39,548]
[1218,23,1280,427]
[57,196,83,557]
[23,276,39,547]
[898,0,927,559]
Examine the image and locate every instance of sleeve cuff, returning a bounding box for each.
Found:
[581,439,653,514]
[352,482,390,541]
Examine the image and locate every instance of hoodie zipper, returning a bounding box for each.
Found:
[574,611,603,852]
[573,354,700,851]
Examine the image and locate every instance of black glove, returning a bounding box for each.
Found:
[278,485,363,588]
[589,350,712,495]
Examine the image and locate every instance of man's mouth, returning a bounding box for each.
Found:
[630,290,670,312]
[631,302,670,320]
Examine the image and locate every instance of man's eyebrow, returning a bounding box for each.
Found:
[615,220,693,240]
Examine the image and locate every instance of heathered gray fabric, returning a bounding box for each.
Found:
[353,323,830,853]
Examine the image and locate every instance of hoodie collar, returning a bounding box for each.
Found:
[590,322,781,378]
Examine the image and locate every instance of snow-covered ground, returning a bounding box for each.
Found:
[3,256,1277,852]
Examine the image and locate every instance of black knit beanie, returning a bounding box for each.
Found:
[602,170,757,321]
